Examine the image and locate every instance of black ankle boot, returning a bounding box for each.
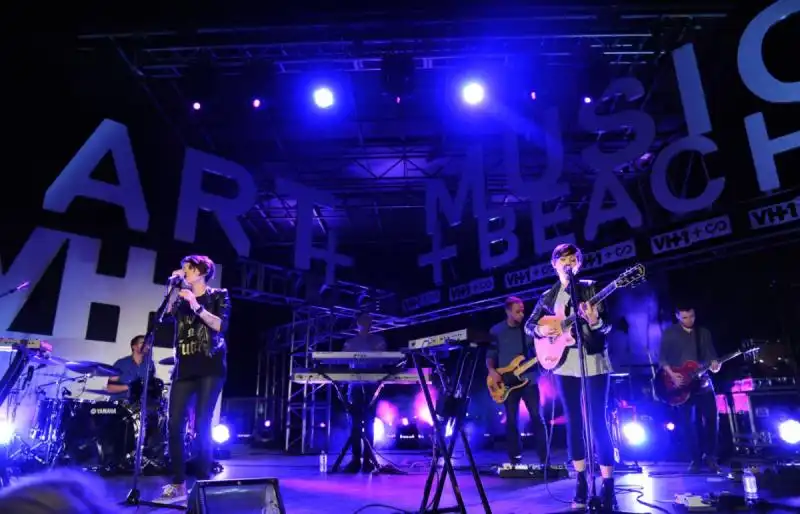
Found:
[571,471,588,509]
[600,477,617,510]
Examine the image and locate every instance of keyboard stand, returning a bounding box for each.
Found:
[328,378,385,474]
[408,343,492,514]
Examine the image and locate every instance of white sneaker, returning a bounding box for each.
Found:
[155,483,187,504]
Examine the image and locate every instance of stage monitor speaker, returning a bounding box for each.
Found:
[187,478,286,514]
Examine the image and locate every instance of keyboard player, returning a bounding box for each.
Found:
[342,312,386,473]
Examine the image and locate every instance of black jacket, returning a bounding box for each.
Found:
[523,279,612,356]
[168,287,231,357]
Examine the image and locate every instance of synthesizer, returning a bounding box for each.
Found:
[0,338,53,353]
[292,369,430,385]
[408,329,490,350]
[310,351,405,365]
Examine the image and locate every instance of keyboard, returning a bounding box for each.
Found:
[292,369,430,385]
[408,329,490,350]
[311,351,405,365]
[0,338,53,353]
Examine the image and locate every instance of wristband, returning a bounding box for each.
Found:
[193,305,205,315]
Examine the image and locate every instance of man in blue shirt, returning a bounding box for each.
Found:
[106,335,157,402]
[487,296,547,465]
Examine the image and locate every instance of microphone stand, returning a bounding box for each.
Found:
[122,280,185,511]
[563,268,633,514]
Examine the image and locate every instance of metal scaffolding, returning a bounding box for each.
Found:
[281,307,334,454]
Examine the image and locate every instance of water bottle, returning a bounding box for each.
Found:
[743,468,758,501]
[319,451,328,473]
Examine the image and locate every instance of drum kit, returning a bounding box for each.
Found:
[4,353,194,475]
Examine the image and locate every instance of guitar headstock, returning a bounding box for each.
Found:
[614,264,646,289]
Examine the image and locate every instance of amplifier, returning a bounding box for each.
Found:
[725,389,800,454]
[188,478,286,514]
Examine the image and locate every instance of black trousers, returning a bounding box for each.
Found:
[555,374,615,466]
[347,385,377,462]
[504,382,548,462]
[168,376,224,484]
[677,389,718,461]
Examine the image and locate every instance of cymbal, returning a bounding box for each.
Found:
[30,354,69,366]
[65,361,121,377]
[158,356,175,366]
[610,372,630,377]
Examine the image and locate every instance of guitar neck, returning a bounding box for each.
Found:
[695,351,742,375]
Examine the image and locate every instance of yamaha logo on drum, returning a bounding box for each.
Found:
[90,408,117,415]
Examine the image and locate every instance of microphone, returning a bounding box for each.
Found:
[564,266,574,277]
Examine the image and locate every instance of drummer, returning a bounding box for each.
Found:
[106,335,157,401]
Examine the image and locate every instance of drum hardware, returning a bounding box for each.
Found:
[158,356,176,366]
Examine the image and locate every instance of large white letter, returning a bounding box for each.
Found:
[275,179,353,284]
[584,170,643,241]
[0,228,71,331]
[580,78,650,240]
[478,206,519,269]
[418,224,457,286]
[580,78,656,171]
[673,43,713,136]
[424,146,486,233]
[745,114,800,192]
[738,0,800,103]
[651,135,725,213]
[504,107,564,193]
[42,120,149,232]
[530,183,576,256]
[175,148,256,257]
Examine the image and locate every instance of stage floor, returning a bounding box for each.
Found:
[91,447,798,513]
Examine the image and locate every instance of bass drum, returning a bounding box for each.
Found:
[57,399,135,469]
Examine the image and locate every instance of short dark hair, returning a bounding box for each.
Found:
[181,255,216,281]
[551,243,582,264]
[504,296,523,310]
[130,335,145,347]
[675,305,695,314]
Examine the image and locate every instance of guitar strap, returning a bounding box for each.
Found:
[519,326,528,358]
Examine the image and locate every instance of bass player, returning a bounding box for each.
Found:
[486,296,548,465]
[658,305,721,473]
[524,243,617,510]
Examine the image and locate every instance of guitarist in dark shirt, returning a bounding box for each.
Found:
[658,305,721,473]
[486,297,547,465]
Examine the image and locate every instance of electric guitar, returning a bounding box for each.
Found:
[487,355,539,404]
[533,264,646,371]
[653,347,759,406]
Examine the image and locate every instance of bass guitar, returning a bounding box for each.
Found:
[653,347,759,406]
[533,264,646,371]
[487,355,539,404]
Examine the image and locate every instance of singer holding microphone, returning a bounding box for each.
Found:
[154,255,231,505]
[524,244,617,510]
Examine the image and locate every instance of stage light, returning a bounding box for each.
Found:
[583,96,592,104]
[374,418,385,442]
[252,98,262,108]
[666,422,675,431]
[264,420,271,428]
[401,417,409,426]
[622,422,646,446]
[212,424,231,444]
[192,102,201,111]
[0,420,14,445]
[313,87,334,108]
[530,91,537,100]
[779,419,800,444]
[461,82,485,105]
